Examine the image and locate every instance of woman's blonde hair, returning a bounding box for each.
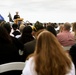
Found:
[59,24,64,32]
[34,30,71,75]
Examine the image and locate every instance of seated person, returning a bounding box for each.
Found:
[22,30,75,75]
[12,23,21,37]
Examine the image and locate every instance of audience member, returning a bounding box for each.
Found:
[0,26,22,64]
[57,22,75,51]
[22,21,44,61]
[1,22,24,61]
[46,25,57,36]
[12,23,21,37]
[23,29,44,61]
[34,21,44,32]
[19,24,25,33]
[2,22,24,49]
[59,24,64,33]
[22,30,75,75]
[18,25,34,44]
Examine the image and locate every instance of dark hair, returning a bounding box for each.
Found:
[12,23,18,30]
[20,26,34,44]
[2,22,11,34]
[0,26,12,43]
[22,26,32,33]
[46,25,57,36]
[34,21,44,31]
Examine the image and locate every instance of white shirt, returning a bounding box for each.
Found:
[22,57,75,75]
[22,57,37,75]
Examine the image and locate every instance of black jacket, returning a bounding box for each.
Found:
[22,40,36,61]
[0,36,24,65]
[69,44,76,68]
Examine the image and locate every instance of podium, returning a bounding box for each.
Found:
[14,18,23,25]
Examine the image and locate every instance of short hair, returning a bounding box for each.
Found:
[46,25,57,36]
[16,12,18,14]
[64,22,71,30]
[34,21,44,31]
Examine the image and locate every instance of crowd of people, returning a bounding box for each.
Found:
[0,16,76,75]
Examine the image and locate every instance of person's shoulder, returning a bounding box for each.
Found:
[26,56,34,61]
[22,56,37,75]
[66,62,75,75]
[26,57,34,62]
[57,32,62,38]
[25,57,34,66]
[24,40,36,46]
[24,40,36,52]
[69,44,76,52]
[71,44,76,48]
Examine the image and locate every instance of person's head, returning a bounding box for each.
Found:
[12,23,18,30]
[59,24,64,32]
[34,21,44,32]
[21,25,32,38]
[22,25,32,34]
[0,26,12,43]
[46,25,57,36]
[19,24,25,33]
[2,22,11,34]
[20,25,33,44]
[16,12,18,15]
[32,21,44,37]
[63,22,71,31]
[34,30,71,75]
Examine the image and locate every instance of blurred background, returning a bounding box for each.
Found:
[0,0,76,23]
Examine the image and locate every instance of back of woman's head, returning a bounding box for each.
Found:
[22,25,32,34]
[2,22,11,34]
[20,25,34,44]
[35,30,71,75]
[21,25,32,38]
[46,25,57,36]
[0,26,12,43]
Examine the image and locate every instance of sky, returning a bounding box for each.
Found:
[0,0,76,23]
